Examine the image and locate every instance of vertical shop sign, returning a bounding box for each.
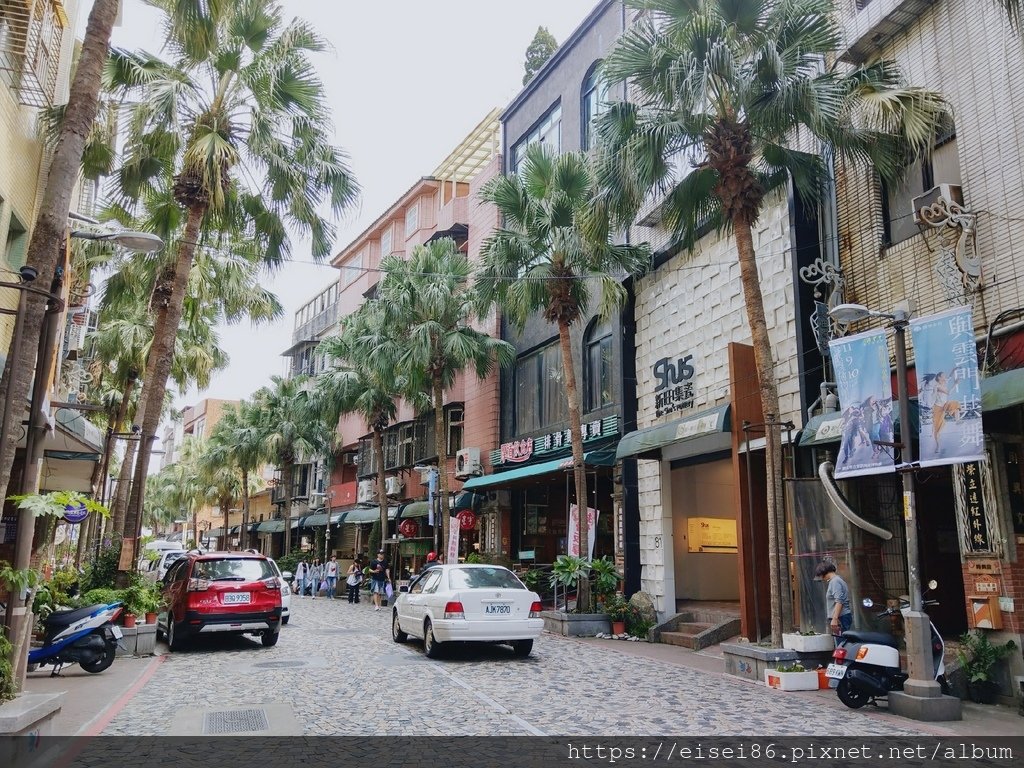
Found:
[828,329,896,479]
[960,461,991,552]
[568,504,598,559]
[910,306,984,467]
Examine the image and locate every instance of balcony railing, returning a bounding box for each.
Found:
[0,0,67,107]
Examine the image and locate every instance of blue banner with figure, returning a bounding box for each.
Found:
[829,329,896,479]
[910,306,984,468]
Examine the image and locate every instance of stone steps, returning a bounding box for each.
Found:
[660,624,713,649]
[654,610,742,651]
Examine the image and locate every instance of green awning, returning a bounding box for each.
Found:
[798,412,844,447]
[397,492,484,520]
[299,512,330,527]
[616,404,730,460]
[343,506,399,524]
[256,520,284,533]
[461,447,616,491]
[982,368,1024,412]
[399,501,430,519]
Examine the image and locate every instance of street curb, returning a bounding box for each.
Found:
[83,653,165,736]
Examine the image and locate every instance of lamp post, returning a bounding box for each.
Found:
[415,464,440,554]
[829,302,959,720]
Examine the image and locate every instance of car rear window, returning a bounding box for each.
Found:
[447,567,525,590]
[192,558,274,582]
[163,552,184,566]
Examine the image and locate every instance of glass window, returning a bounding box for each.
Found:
[447,567,526,590]
[581,64,608,151]
[512,103,562,173]
[192,558,275,582]
[515,342,566,433]
[380,227,392,258]
[405,204,419,235]
[421,570,442,594]
[342,250,364,287]
[584,319,614,412]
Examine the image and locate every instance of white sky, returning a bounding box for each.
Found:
[91,0,598,416]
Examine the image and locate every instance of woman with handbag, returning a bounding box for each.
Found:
[345,559,362,603]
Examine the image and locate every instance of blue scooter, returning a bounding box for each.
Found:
[28,602,124,676]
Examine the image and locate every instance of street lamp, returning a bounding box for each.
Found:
[70,229,164,253]
[828,302,956,719]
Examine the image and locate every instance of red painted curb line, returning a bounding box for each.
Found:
[83,653,165,737]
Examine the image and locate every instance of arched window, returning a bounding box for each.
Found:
[584,318,613,412]
[581,62,608,151]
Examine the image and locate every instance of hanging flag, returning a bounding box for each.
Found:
[568,504,599,559]
[910,306,984,467]
[427,469,436,527]
[828,329,896,479]
[447,516,460,563]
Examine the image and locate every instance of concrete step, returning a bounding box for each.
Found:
[659,625,713,649]
[674,622,713,634]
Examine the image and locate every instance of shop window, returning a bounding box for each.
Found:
[883,120,960,245]
[581,62,608,151]
[515,341,566,433]
[512,103,562,173]
[584,318,613,412]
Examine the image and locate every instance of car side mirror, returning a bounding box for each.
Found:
[399,585,409,593]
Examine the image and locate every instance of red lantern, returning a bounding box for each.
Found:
[399,519,418,538]
[456,510,477,531]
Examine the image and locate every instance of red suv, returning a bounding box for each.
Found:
[158,551,283,650]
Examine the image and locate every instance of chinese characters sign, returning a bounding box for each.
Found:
[495,418,614,465]
[910,306,984,468]
[653,354,695,417]
[568,504,598,559]
[499,439,534,464]
[960,461,991,552]
[828,329,896,479]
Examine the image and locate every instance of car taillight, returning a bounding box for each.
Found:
[529,601,542,618]
[187,578,210,592]
[443,601,465,619]
[263,577,281,590]
[832,647,847,661]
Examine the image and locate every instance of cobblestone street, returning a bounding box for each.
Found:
[101,597,971,736]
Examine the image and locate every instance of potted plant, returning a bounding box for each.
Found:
[782,629,835,653]
[956,630,1017,704]
[142,584,162,624]
[603,594,630,635]
[120,583,151,628]
[589,557,621,605]
[765,660,819,691]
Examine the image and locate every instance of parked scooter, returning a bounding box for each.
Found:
[27,602,124,676]
[826,580,949,708]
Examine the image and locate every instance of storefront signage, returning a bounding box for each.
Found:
[686,517,738,553]
[63,503,89,525]
[494,417,619,465]
[447,518,461,563]
[653,354,695,417]
[398,519,418,538]
[1002,443,1024,534]
[961,461,991,552]
[456,510,477,531]
[910,306,984,468]
[568,504,598,559]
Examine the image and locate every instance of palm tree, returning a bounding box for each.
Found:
[478,145,650,611]
[204,401,266,550]
[317,304,418,554]
[161,436,203,549]
[197,439,246,551]
[104,0,357,554]
[0,0,121,510]
[594,0,946,644]
[251,376,331,555]
[997,0,1023,30]
[376,240,514,555]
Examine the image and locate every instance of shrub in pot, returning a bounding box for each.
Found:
[589,557,621,604]
[549,555,591,612]
[603,594,630,635]
[956,630,1017,704]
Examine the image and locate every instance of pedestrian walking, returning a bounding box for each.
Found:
[815,560,853,645]
[345,559,362,603]
[369,550,391,612]
[310,558,323,598]
[294,559,309,598]
[325,555,339,599]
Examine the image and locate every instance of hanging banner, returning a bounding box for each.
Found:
[828,329,896,478]
[446,518,460,564]
[427,470,436,527]
[910,306,984,467]
[568,504,599,559]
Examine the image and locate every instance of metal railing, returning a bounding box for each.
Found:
[0,0,66,107]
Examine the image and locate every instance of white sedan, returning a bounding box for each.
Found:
[391,564,543,658]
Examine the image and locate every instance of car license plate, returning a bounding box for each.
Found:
[825,663,847,679]
[484,603,511,615]
[111,625,123,640]
[223,592,251,605]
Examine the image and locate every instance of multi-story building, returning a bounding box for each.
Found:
[274,111,503,573]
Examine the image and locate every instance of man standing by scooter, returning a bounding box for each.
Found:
[815,561,852,644]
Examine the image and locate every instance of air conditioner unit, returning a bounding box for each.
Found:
[385,476,404,497]
[912,183,964,224]
[455,448,482,479]
[419,469,433,487]
[341,453,356,466]
[357,480,376,504]
[309,492,325,508]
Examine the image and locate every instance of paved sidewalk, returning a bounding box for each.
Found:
[23,652,162,735]
[570,635,1023,737]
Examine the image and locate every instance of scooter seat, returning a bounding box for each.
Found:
[43,604,106,628]
[842,630,900,648]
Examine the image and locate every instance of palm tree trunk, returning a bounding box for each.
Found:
[223,495,231,551]
[733,217,787,646]
[0,0,120,513]
[123,203,207,567]
[241,468,250,549]
[111,437,138,535]
[90,409,117,497]
[432,377,450,560]
[372,428,388,551]
[282,460,295,555]
[101,376,136,533]
[557,318,591,613]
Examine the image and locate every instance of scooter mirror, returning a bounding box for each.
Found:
[862,597,874,608]
[927,579,938,590]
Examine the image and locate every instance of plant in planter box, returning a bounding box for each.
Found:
[765,660,819,691]
[120,583,152,627]
[956,630,1017,704]
[521,568,542,592]
[590,557,621,603]
[549,555,590,612]
[603,594,630,635]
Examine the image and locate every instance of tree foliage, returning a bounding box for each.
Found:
[523,26,558,85]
